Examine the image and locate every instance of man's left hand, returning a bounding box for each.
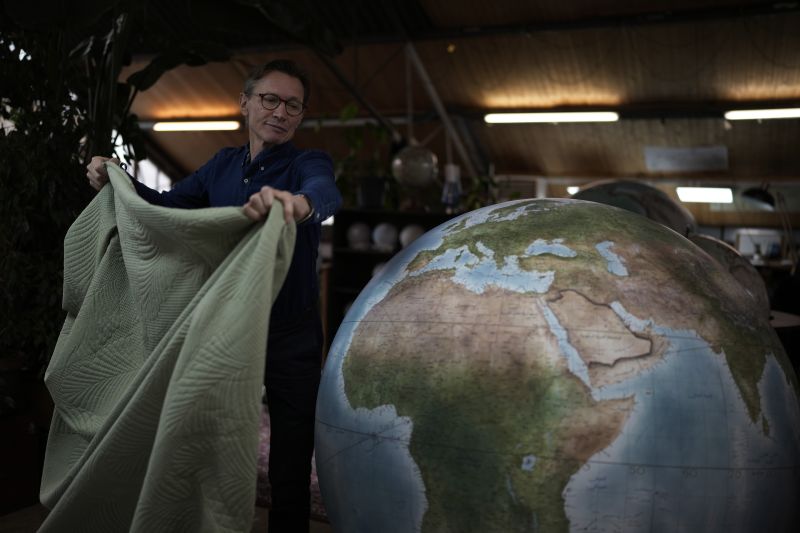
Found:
[243,186,311,224]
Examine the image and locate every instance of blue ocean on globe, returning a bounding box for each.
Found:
[316,199,800,533]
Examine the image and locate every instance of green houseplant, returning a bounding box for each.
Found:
[0,0,341,418]
[0,0,344,515]
[329,102,396,210]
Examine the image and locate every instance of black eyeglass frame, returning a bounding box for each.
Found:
[249,92,306,116]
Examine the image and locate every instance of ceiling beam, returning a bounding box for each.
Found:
[404,2,800,42]
[404,43,480,179]
[312,50,404,144]
[224,1,800,55]
[451,115,489,176]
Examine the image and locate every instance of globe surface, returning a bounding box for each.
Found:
[316,199,800,533]
[688,233,771,320]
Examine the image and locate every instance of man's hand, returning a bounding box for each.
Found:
[86,156,120,191]
[243,186,311,224]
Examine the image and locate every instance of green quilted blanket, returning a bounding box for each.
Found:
[39,163,296,532]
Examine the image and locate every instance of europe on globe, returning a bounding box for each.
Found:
[315,199,800,533]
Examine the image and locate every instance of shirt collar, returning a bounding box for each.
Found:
[243,141,296,168]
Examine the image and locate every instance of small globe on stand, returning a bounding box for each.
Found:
[391,145,439,189]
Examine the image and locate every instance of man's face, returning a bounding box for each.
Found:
[240,71,305,150]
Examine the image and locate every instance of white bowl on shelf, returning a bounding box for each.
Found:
[372,222,398,252]
[346,222,371,250]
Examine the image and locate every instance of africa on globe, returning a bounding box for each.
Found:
[316,199,800,533]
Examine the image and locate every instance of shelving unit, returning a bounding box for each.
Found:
[325,209,455,353]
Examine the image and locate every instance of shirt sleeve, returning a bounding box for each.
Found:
[131,153,218,208]
[293,150,343,226]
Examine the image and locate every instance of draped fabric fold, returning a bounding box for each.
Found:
[39,164,295,532]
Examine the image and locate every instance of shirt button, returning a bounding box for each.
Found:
[243,178,250,184]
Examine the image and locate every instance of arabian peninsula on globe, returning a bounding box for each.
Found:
[316,199,800,533]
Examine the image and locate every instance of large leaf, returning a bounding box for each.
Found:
[126,41,232,91]
[182,0,271,37]
[235,0,342,56]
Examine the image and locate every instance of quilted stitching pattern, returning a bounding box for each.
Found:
[40,164,295,532]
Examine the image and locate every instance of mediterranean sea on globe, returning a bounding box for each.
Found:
[315,199,800,533]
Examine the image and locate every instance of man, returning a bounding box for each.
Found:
[86,59,342,533]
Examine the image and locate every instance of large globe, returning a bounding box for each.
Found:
[316,199,800,533]
[573,179,697,236]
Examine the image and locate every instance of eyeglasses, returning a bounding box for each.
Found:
[251,92,305,116]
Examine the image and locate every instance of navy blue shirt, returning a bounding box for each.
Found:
[132,141,342,323]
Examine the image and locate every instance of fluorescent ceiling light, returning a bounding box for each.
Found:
[566,186,580,195]
[152,120,241,131]
[484,112,619,124]
[676,187,733,203]
[724,108,800,120]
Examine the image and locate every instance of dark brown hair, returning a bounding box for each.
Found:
[243,59,310,105]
